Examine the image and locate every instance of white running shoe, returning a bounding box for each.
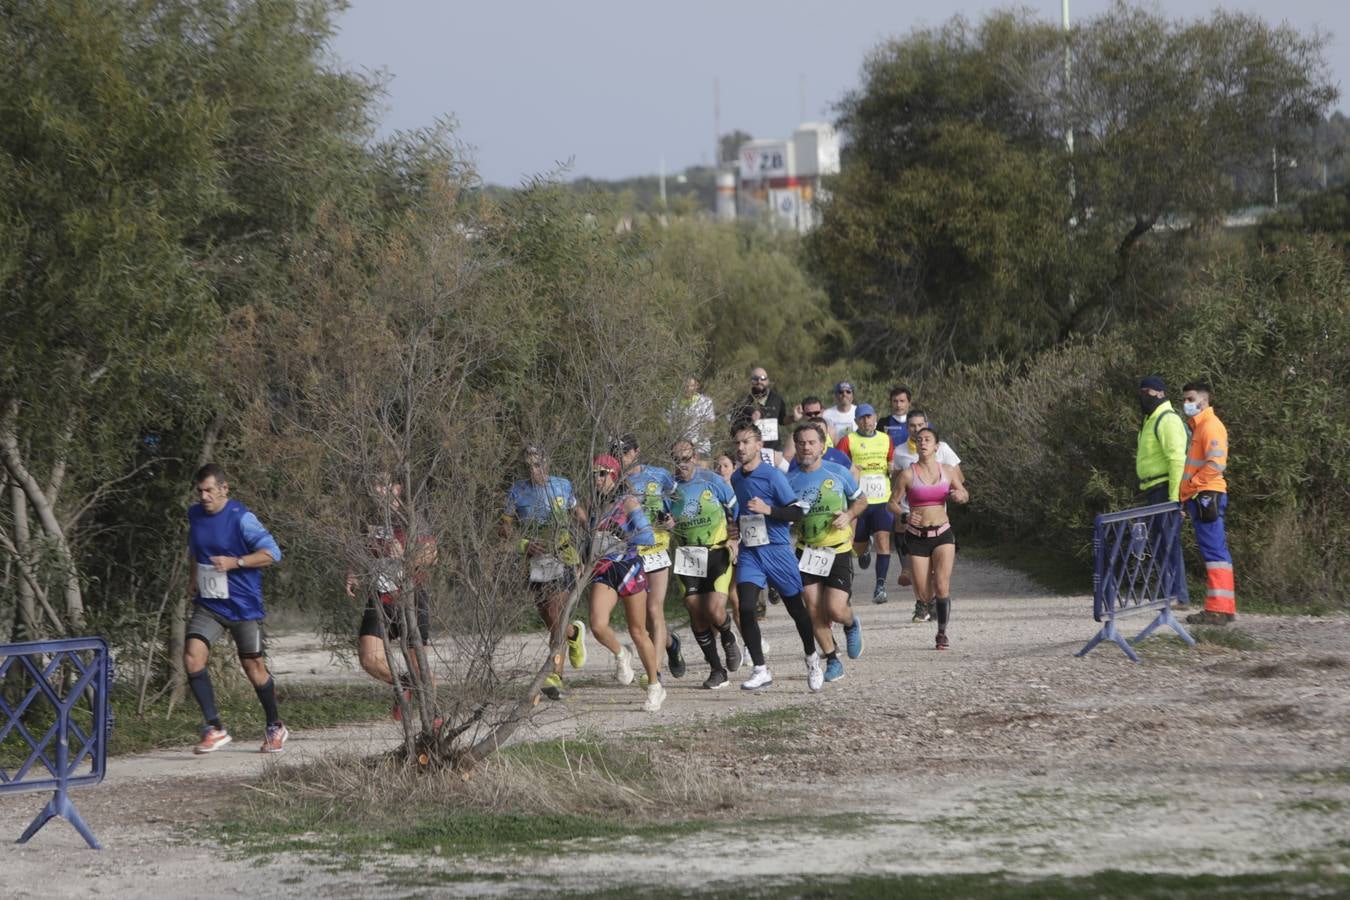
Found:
[740,665,773,691]
[805,652,824,693]
[614,646,635,686]
[643,681,667,712]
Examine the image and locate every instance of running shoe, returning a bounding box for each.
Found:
[805,652,824,693]
[614,646,635,685]
[911,600,927,622]
[643,681,667,712]
[844,614,864,659]
[873,585,888,605]
[260,722,289,754]
[935,631,950,651]
[193,725,231,755]
[702,669,729,690]
[858,549,872,570]
[667,633,687,679]
[638,672,664,689]
[925,600,936,621]
[722,634,743,673]
[567,620,587,669]
[898,570,913,587]
[767,586,781,605]
[541,672,564,700]
[740,665,774,691]
[824,657,845,683]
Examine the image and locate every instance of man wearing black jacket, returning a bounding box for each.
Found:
[731,366,789,454]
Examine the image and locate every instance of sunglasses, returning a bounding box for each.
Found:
[671,454,695,464]
[750,375,768,382]
[592,469,614,477]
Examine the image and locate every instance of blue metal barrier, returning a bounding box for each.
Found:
[1076,502,1193,662]
[0,637,112,849]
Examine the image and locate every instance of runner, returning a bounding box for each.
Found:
[611,433,685,681]
[877,386,912,448]
[729,420,824,692]
[501,447,588,701]
[889,428,970,650]
[348,475,438,720]
[183,463,287,754]
[715,451,766,641]
[821,382,858,442]
[788,422,868,685]
[835,404,896,603]
[891,408,962,617]
[586,454,666,711]
[668,439,743,689]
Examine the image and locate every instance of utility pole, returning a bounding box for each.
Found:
[1272,147,1279,207]
[659,156,668,209]
[713,77,721,164]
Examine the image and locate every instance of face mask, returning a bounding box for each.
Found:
[1139,394,1165,416]
[1183,401,1202,417]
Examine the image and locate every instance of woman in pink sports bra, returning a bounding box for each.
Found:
[888,427,969,650]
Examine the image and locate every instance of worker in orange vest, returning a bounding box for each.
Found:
[1179,380,1235,625]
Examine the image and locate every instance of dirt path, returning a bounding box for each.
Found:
[3,558,1348,897]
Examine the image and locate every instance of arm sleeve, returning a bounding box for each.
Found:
[624,506,655,547]
[239,512,282,562]
[769,504,805,523]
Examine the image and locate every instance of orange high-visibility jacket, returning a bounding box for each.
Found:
[1180,406,1228,501]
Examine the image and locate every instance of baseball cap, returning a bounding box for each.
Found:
[854,403,876,418]
[1138,375,1166,393]
[835,381,854,393]
[591,455,621,477]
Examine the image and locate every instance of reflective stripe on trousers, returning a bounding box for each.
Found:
[1187,494,1235,615]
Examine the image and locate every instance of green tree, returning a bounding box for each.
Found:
[809,4,1338,375]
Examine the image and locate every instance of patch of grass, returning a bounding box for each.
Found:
[564,869,1350,899]
[1291,768,1350,784]
[106,682,392,755]
[722,705,806,733]
[1281,798,1347,814]
[1191,626,1265,651]
[960,540,1087,596]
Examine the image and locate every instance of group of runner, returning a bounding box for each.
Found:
[506,372,969,713]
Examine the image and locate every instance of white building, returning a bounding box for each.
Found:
[733,122,841,232]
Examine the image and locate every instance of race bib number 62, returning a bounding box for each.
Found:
[739,514,769,547]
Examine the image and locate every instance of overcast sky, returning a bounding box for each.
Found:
[329,1,1349,187]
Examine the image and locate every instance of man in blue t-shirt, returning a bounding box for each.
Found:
[184,463,286,755]
[729,420,825,693]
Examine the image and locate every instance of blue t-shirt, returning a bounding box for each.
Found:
[731,460,800,547]
[506,476,577,528]
[625,464,676,523]
[787,462,863,549]
[188,499,282,621]
[788,446,852,473]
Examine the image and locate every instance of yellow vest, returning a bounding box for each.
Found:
[839,430,892,505]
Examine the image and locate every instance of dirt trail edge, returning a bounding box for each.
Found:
[2,557,1348,898]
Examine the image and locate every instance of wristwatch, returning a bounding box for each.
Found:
[235,557,247,570]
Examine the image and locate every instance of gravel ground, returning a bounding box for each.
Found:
[2,557,1348,897]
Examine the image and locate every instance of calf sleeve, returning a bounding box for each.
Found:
[779,592,818,655]
[188,668,220,728]
[737,584,766,666]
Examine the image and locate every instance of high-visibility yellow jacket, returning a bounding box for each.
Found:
[1136,403,1188,501]
[1180,406,1228,501]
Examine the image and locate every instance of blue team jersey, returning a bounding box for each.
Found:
[625,464,676,522]
[787,462,863,549]
[788,446,853,473]
[731,460,800,546]
[506,476,577,527]
[670,469,739,547]
[188,499,282,622]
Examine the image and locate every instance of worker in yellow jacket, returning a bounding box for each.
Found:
[1135,376,1188,504]
[1179,381,1236,625]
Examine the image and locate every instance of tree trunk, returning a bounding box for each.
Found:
[7,477,38,641]
[0,407,85,629]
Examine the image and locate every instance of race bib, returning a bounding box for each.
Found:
[529,554,567,583]
[373,561,403,595]
[756,418,779,443]
[739,514,769,547]
[592,531,625,559]
[673,545,709,577]
[862,474,890,502]
[798,546,837,576]
[641,549,671,571]
[196,563,229,600]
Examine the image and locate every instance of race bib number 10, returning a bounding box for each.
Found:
[797,546,837,576]
[673,545,709,577]
[196,563,229,600]
[739,514,769,547]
